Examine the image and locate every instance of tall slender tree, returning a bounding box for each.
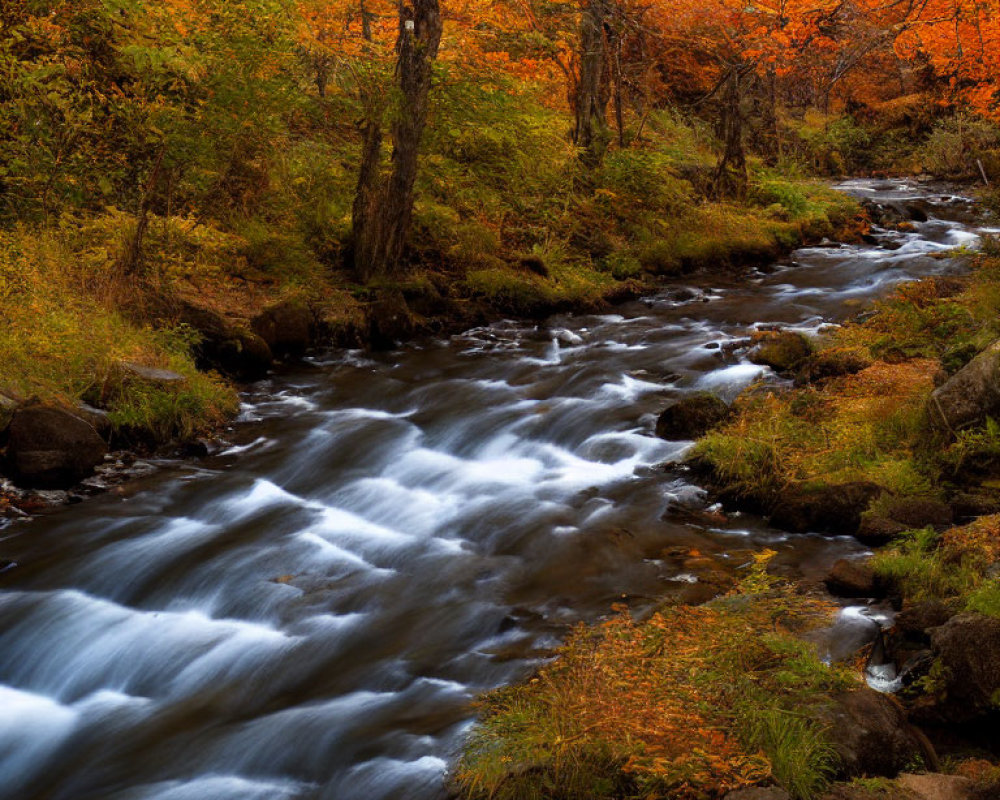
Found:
[352,0,443,282]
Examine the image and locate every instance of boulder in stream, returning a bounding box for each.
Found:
[749,331,813,373]
[824,558,882,598]
[655,393,731,440]
[178,301,274,381]
[4,405,107,489]
[917,613,1000,724]
[367,291,416,350]
[858,497,953,545]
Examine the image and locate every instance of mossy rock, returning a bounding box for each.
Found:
[750,331,813,373]
[655,393,731,440]
[797,347,873,384]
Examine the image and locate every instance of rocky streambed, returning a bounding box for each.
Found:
[0,180,996,800]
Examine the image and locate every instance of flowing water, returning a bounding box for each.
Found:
[0,181,994,800]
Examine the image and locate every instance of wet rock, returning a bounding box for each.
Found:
[822,689,930,778]
[770,482,884,535]
[928,341,1000,433]
[251,299,314,358]
[367,291,415,350]
[4,405,108,489]
[904,202,930,223]
[950,490,1000,520]
[178,302,273,381]
[922,613,1000,724]
[896,601,954,637]
[724,789,791,800]
[74,403,113,440]
[897,649,935,688]
[749,331,813,373]
[825,558,882,598]
[856,514,909,546]
[176,438,212,458]
[797,347,873,384]
[655,393,731,440]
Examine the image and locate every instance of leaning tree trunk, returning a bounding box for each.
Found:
[713,65,749,199]
[574,0,612,168]
[352,0,443,283]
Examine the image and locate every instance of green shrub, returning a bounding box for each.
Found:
[919,115,1000,178]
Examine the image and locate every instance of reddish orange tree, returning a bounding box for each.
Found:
[895,0,1000,117]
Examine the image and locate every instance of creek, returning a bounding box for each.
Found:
[0,180,994,800]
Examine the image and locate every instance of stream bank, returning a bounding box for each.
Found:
[0,179,994,800]
[0,183,863,519]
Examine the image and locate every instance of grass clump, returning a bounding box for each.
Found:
[455,553,853,800]
[694,358,937,505]
[872,516,1000,617]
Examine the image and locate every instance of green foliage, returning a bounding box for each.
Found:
[872,528,976,603]
[0,224,237,444]
[967,582,1000,618]
[872,517,1000,618]
[741,709,836,800]
[918,115,1000,178]
[751,180,810,218]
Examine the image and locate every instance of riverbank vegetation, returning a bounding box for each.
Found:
[3,0,1000,797]
[2,0,998,458]
[457,554,856,800]
[694,243,1000,526]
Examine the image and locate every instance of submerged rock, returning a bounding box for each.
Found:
[655,393,731,440]
[928,341,1000,433]
[4,405,107,489]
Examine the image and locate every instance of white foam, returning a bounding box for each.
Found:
[0,685,79,789]
[107,775,309,800]
[0,590,296,703]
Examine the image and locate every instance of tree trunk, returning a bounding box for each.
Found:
[712,66,749,199]
[351,0,442,283]
[119,147,165,277]
[574,0,612,168]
